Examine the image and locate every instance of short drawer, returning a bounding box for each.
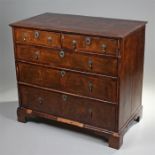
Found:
[18,63,117,103]
[16,45,118,76]
[20,85,116,131]
[62,34,119,55]
[14,28,61,48]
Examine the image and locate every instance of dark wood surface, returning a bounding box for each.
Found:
[15,28,61,48]
[20,85,116,131]
[118,26,145,130]
[17,62,117,103]
[62,33,118,55]
[16,44,118,76]
[17,63,117,103]
[10,12,146,38]
[10,13,146,149]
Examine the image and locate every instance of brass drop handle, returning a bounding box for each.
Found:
[85,37,91,45]
[88,82,93,92]
[88,59,93,70]
[72,40,77,50]
[38,97,43,104]
[47,36,52,43]
[34,31,40,39]
[60,70,66,77]
[34,51,40,60]
[59,50,65,58]
[101,44,107,52]
[62,94,67,101]
[23,32,27,41]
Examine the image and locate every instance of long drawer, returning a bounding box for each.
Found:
[17,62,117,103]
[16,44,118,76]
[20,85,116,131]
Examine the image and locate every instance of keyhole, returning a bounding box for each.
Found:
[88,82,93,92]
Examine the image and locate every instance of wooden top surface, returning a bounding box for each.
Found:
[10,12,147,38]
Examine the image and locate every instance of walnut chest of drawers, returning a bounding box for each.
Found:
[10,13,146,149]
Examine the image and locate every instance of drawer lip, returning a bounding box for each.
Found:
[18,82,117,105]
[15,42,62,50]
[63,48,120,58]
[16,59,118,79]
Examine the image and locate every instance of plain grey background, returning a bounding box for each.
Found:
[0,0,155,154]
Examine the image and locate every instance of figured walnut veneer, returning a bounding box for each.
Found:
[10,13,146,149]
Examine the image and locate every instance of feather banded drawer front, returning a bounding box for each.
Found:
[10,13,147,149]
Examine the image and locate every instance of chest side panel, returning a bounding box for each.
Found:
[118,26,145,131]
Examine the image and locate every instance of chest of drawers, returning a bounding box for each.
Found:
[10,13,146,149]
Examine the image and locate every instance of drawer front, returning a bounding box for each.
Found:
[16,45,118,76]
[62,34,118,55]
[18,63,117,103]
[15,28,61,48]
[20,85,116,131]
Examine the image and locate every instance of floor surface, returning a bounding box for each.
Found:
[0,84,155,155]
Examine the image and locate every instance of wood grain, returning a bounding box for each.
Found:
[10,12,146,38]
[10,13,146,149]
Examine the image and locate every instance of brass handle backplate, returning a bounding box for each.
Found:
[38,97,43,104]
[34,31,40,39]
[59,50,65,58]
[88,59,93,70]
[23,32,27,41]
[62,94,67,101]
[101,44,107,52]
[88,82,93,92]
[60,70,66,77]
[85,37,91,45]
[72,40,77,50]
[34,51,40,60]
[47,36,52,43]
